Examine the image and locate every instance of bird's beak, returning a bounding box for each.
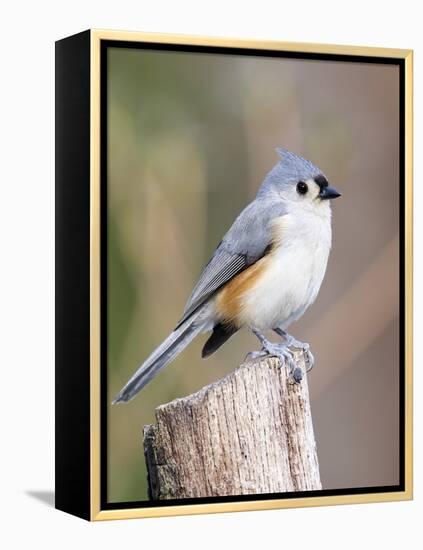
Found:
[319,186,342,200]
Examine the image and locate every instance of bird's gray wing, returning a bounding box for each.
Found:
[176,199,285,327]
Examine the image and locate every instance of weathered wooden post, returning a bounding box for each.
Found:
[143,353,321,499]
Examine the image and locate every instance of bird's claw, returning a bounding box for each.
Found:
[250,329,315,383]
[304,348,314,372]
[245,344,301,382]
[244,350,268,362]
[280,333,314,373]
[260,342,303,384]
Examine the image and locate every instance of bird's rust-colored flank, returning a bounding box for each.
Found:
[215,216,285,326]
[215,256,270,326]
[215,217,287,326]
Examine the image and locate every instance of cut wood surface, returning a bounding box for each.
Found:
[143,353,321,499]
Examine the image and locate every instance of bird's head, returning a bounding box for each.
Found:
[258,148,341,207]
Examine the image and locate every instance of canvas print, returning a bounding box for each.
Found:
[106,45,401,505]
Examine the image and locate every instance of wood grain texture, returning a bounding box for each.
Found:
[143,353,321,499]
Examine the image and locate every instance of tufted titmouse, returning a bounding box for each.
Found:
[113,149,341,403]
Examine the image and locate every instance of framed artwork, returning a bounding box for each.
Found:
[55,29,413,521]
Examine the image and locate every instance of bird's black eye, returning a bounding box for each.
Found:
[297,181,308,195]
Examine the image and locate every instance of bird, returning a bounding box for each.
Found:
[113,148,341,404]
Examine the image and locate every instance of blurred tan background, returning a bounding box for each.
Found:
[107,47,400,503]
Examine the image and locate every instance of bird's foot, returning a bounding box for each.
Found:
[244,350,268,362]
[274,329,315,373]
[251,329,303,383]
[263,341,303,383]
[286,337,314,373]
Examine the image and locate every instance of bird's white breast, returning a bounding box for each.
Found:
[238,205,332,331]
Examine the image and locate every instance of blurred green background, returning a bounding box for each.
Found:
[107,46,400,503]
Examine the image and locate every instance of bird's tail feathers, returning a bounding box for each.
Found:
[112,307,208,404]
